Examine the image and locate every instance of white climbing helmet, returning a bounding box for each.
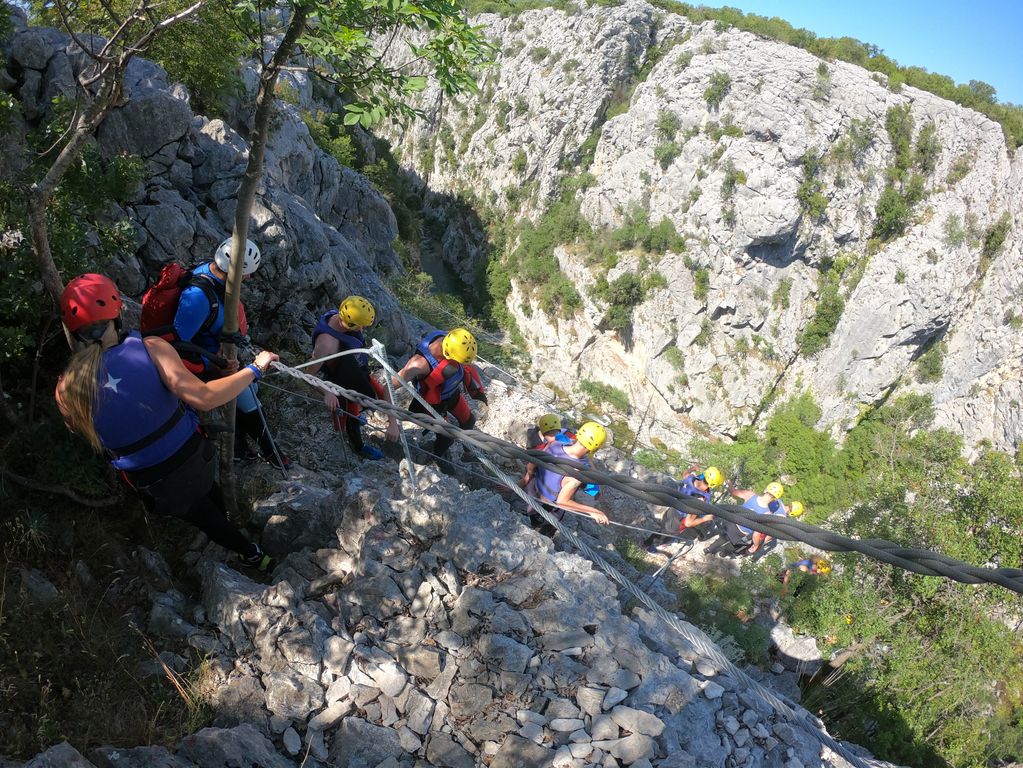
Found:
[214,237,261,276]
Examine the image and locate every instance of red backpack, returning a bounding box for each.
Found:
[140,262,220,339]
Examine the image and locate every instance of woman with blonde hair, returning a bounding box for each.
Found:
[56,273,280,572]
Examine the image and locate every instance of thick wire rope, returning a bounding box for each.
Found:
[259,377,696,541]
[262,356,1023,596]
[265,354,877,768]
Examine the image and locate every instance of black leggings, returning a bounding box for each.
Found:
[125,434,258,558]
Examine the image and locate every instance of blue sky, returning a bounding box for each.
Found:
[707,0,1023,105]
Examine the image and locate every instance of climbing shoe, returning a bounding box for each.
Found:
[240,550,277,573]
[359,445,384,460]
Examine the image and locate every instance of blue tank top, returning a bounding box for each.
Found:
[415,331,463,400]
[738,494,772,536]
[94,333,199,471]
[534,441,589,504]
[312,311,368,368]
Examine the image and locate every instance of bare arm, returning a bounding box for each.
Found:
[556,477,609,525]
[144,336,277,411]
[730,488,755,502]
[306,333,338,377]
[391,356,429,389]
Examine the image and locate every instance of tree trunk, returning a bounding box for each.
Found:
[219,5,311,505]
[28,68,123,308]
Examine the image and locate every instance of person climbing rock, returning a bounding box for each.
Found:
[523,421,610,534]
[171,237,290,469]
[522,414,601,499]
[56,274,279,572]
[525,413,574,450]
[390,328,487,467]
[305,295,399,460]
[644,465,725,553]
[780,553,830,586]
[707,481,784,557]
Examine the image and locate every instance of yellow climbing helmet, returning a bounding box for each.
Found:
[702,466,724,488]
[816,558,832,575]
[339,296,375,328]
[538,413,561,434]
[788,500,804,517]
[442,328,477,363]
[576,421,607,452]
[764,481,784,499]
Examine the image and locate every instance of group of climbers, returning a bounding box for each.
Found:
[56,243,494,574]
[56,242,829,585]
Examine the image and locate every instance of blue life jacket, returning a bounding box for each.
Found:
[738,494,772,536]
[538,431,598,496]
[312,310,368,369]
[93,333,199,471]
[679,475,711,502]
[416,330,463,401]
[534,441,590,504]
[674,474,711,518]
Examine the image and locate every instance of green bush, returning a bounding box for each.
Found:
[656,109,681,141]
[812,61,831,101]
[511,148,528,174]
[914,339,944,383]
[798,282,844,356]
[797,153,828,219]
[528,46,550,62]
[943,213,966,248]
[692,267,710,301]
[579,379,631,413]
[885,104,914,179]
[705,115,742,140]
[149,2,245,117]
[913,121,941,175]
[645,217,685,253]
[979,212,1011,274]
[598,272,645,330]
[693,317,712,346]
[654,141,681,170]
[772,278,791,309]
[946,154,972,185]
[663,345,686,370]
[643,271,668,291]
[873,185,910,240]
[704,71,732,110]
[495,100,512,129]
[720,161,747,199]
[831,118,875,167]
[302,110,359,168]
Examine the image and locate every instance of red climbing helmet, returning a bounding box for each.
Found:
[60,273,122,333]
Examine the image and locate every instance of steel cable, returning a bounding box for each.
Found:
[264,357,1023,595]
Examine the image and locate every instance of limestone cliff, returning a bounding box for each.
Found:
[387,0,1022,455]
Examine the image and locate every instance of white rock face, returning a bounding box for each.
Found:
[391,0,1021,454]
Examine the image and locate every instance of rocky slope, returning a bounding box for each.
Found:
[12,385,894,768]
[387,0,1022,455]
